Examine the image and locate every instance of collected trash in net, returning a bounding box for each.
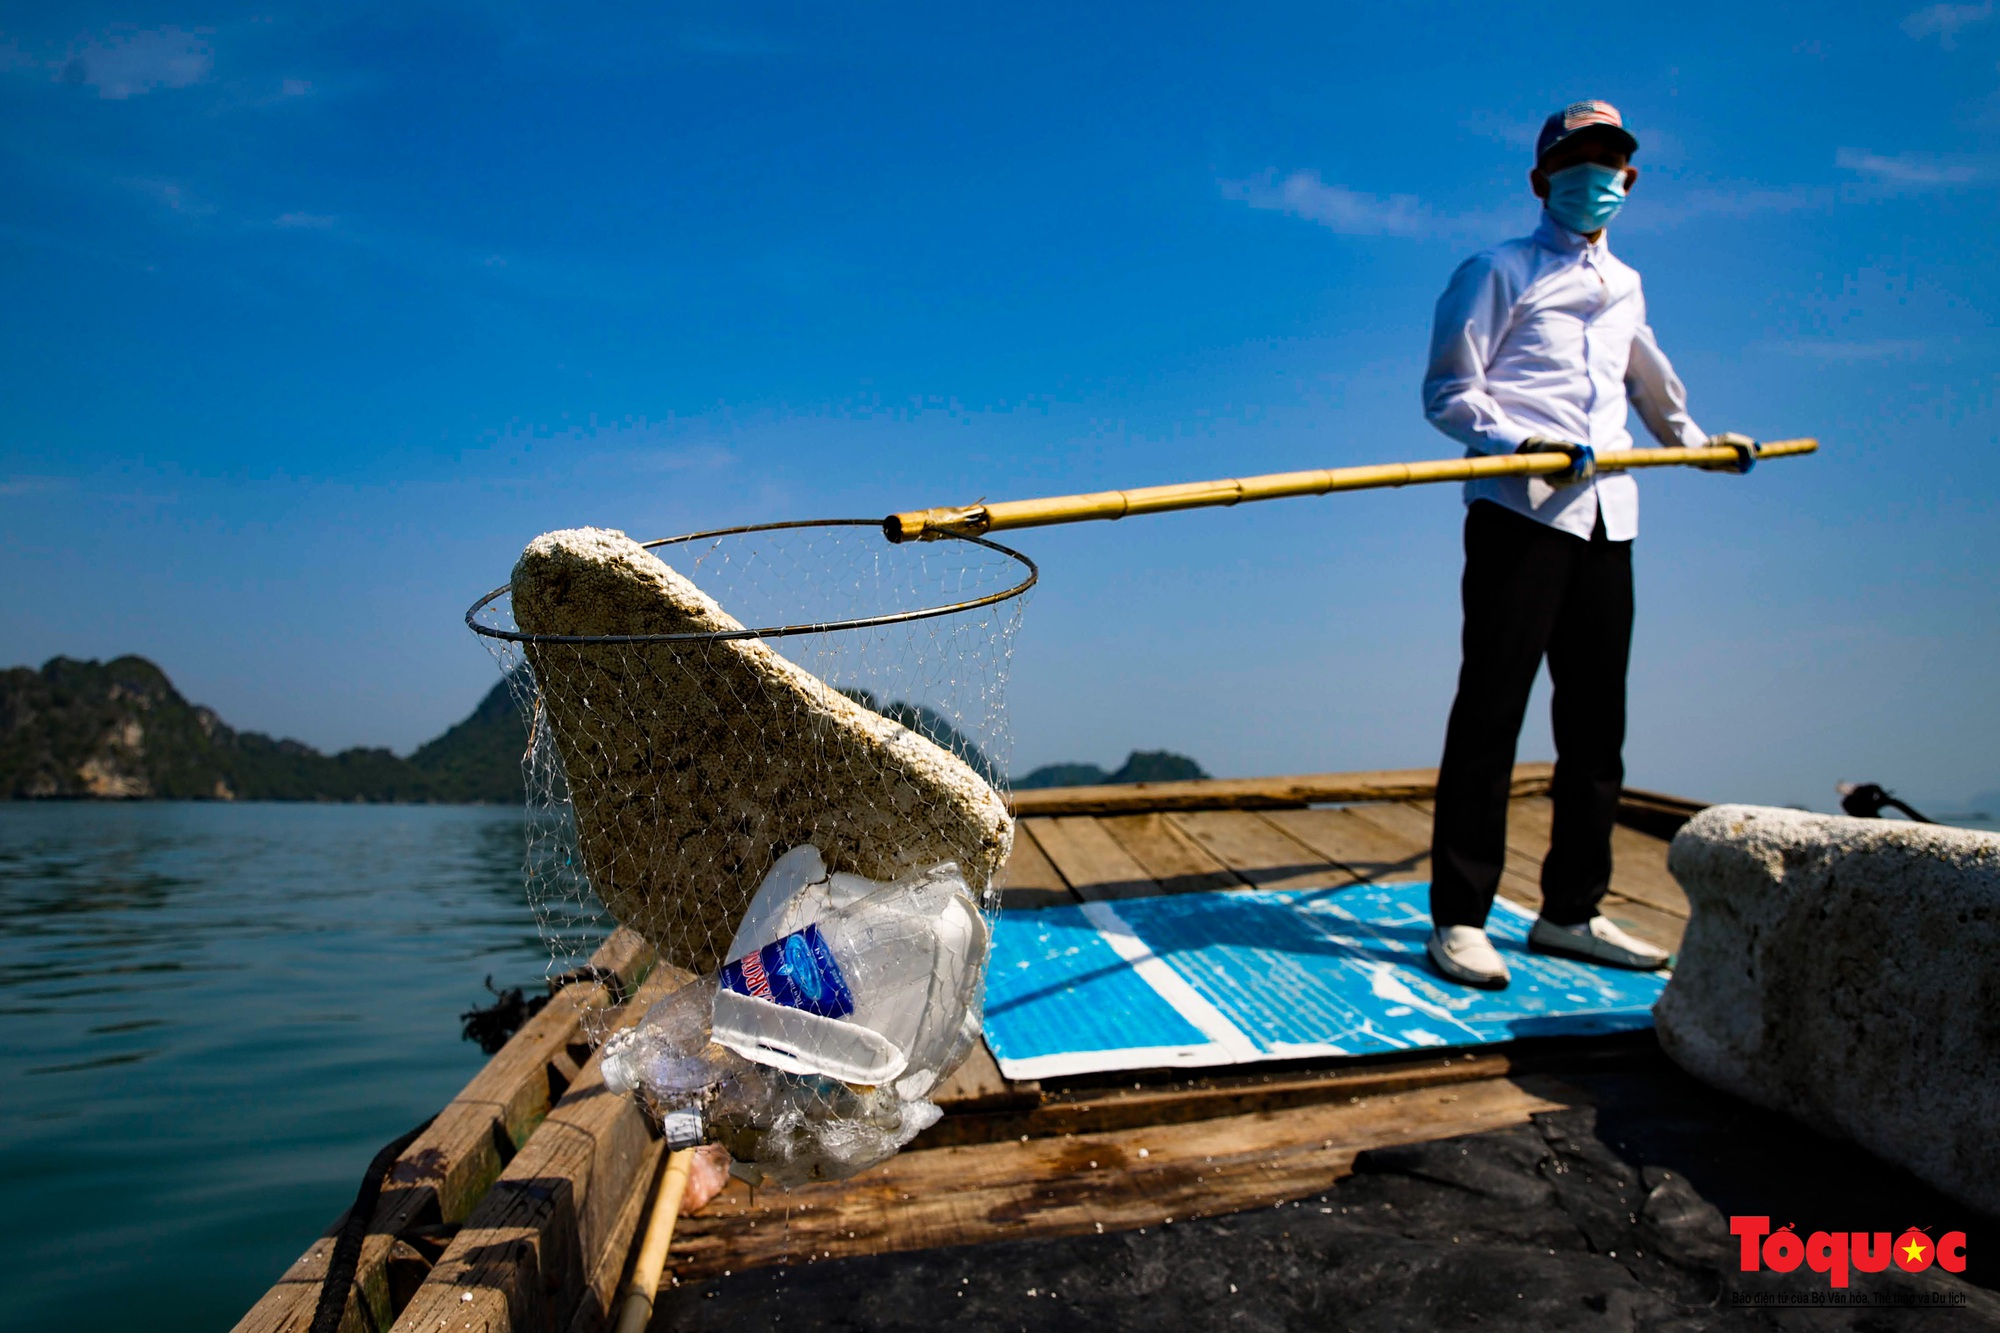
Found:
[600,852,987,1185]
[468,520,1033,1185]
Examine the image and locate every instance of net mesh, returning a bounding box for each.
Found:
[470,521,1030,1186]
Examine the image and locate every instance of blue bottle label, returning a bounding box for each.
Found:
[718,923,855,1018]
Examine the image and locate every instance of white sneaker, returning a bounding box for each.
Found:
[1528,915,1670,970]
[1427,925,1511,990]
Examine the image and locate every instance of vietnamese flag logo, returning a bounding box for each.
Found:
[1731,1218,1967,1288]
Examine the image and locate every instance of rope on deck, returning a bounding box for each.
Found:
[309,1115,436,1333]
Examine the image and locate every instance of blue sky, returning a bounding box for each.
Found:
[3,1,1997,811]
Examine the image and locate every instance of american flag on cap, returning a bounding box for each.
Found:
[1536,99,1639,162]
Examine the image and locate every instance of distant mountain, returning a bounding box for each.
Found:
[2,654,1212,803]
[834,690,1208,793]
[1014,762,1115,790]
[0,655,526,803]
[1014,750,1209,791]
[407,678,530,803]
[1941,789,2000,829]
[838,687,1000,784]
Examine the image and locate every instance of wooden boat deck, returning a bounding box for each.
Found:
[999,762,1695,955]
[235,765,1704,1333]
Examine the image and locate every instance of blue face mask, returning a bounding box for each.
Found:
[1543,162,1628,234]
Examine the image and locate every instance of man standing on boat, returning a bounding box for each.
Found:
[1420,100,1754,989]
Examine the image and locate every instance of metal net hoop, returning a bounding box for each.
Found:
[465,519,1036,1040]
[466,518,1037,645]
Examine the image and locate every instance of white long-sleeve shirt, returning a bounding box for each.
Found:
[1422,213,1706,541]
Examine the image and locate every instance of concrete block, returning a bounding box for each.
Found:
[1657,804,2000,1216]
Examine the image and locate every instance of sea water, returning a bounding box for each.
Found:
[0,802,572,1333]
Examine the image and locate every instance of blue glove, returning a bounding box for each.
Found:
[1518,437,1595,487]
[1702,432,1758,474]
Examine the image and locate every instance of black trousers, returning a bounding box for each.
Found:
[1430,500,1634,930]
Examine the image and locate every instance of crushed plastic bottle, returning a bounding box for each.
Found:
[599,977,744,1099]
[748,1080,942,1182]
[710,853,988,1097]
[596,846,991,1187]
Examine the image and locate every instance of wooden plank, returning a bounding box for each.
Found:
[1608,825,1691,917]
[1027,815,1160,901]
[1008,763,1556,817]
[1488,803,1547,911]
[564,1135,668,1333]
[1498,794,1552,863]
[233,928,656,1333]
[1343,797,1544,914]
[1617,786,1707,840]
[1163,810,1355,891]
[932,1039,1040,1114]
[992,823,1077,911]
[387,965,689,1333]
[1494,878,1543,914]
[1338,799,1439,875]
[1490,795,1555,917]
[669,1075,1577,1277]
[1501,798,1689,921]
[1096,812,1241,894]
[1330,796,1434,853]
[1261,806,1430,883]
[918,1048,1516,1147]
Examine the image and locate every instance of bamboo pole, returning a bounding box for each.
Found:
[614,1147,696,1333]
[884,437,1818,542]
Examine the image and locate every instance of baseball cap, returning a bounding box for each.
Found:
[1535,100,1639,163]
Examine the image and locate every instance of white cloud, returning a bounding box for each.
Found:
[59,26,211,99]
[1624,182,1833,229]
[1220,170,1439,237]
[1835,147,1983,184]
[1902,0,1994,45]
[273,212,336,229]
[1227,166,1851,240]
[279,77,311,98]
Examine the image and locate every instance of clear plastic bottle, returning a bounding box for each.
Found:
[598,853,989,1185]
[710,861,986,1090]
[599,977,740,1098]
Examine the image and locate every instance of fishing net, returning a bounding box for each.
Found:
[467,520,1033,1185]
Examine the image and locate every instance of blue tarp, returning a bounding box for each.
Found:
[981,882,1667,1080]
